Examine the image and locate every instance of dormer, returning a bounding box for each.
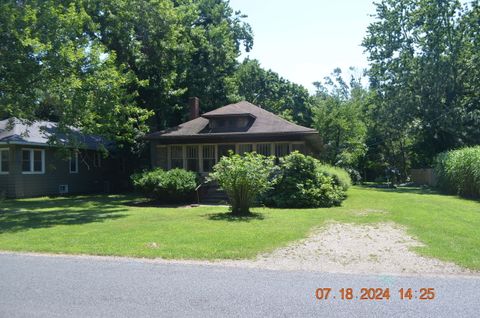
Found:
[202,113,256,133]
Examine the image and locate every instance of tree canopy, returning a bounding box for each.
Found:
[363,0,480,168]
[0,0,254,147]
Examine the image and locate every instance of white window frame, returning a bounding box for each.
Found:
[154,145,168,169]
[0,148,9,174]
[170,145,185,169]
[69,152,79,174]
[236,143,254,155]
[21,148,45,174]
[185,145,200,172]
[163,142,307,173]
[201,144,217,173]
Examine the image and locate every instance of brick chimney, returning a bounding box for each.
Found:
[189,97,200,120]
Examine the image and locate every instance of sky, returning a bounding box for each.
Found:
[228,0,377,92]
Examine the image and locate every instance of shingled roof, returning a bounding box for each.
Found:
[0,118,110,150]
[145,101,317,140]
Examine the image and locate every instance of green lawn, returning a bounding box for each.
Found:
[0,186,479,269]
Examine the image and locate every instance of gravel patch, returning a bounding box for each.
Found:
[225,222,474,276]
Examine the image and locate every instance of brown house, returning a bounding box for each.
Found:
[0,118,114,198]
[145,99,322,175]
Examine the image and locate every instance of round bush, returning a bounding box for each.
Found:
[131,168,198,203]
[209,152,275,215]
[265,152,351,208]
[434,146,480,198]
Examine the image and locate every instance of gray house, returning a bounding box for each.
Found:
[0,118,113,198]
[145,99,322,176]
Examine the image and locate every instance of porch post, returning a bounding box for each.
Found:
[199,145,203,173]
[167,145,171,170]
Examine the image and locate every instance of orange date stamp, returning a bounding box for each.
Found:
[315,287,436,301]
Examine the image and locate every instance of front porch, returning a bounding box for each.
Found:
[151,141,308,174]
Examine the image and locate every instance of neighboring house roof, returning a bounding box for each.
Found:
[145,101,318,140]
[0,118,110,150]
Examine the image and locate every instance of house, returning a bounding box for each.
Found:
[0,118,115,198]
[145,98,322,175]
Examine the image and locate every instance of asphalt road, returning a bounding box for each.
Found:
[0,253,479,318]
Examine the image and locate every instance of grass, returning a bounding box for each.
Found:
[0,186,479,270]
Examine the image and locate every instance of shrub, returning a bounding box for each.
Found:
[209,152,275,215]
[265,152,351,208]
[434,146,480,198]
[317,163,352,190]
[131,168,198,203]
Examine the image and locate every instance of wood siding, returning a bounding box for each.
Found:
[0,145,113,198]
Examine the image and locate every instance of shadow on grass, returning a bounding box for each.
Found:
[124,199,196,208]
[361,185,441,195]
[0,196,129,233]
[204,212,265,222]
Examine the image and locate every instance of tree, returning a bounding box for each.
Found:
[363,0,480,168]
[1,0,253,146]
[312,68,368,171]
[86,0,253,130]
[0,0,152,149]
[234,58,314,126]
[209,152,275,215]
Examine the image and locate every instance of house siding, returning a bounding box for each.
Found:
[2,145,111,198]
[0,145,15,197]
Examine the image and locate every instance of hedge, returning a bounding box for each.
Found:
[131,168,198,203]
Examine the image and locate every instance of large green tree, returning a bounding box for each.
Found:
[86,0,253,129]
[1,0,253,143]
[0,0,151,147]
[363,0,480,168]
[312,68,368,171]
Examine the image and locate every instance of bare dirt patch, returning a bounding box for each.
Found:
[220,222,475,276]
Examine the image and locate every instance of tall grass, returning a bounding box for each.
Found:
[434,146,480,198]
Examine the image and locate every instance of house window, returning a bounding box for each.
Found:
[22,149,45,174]
[0,149,9,173]
[291,143,306,154]
[275,143,290,157]
[69,152,79,173]
[202,145,215,172]
[256,143,271,156]
[238,144,253,155]
[186,145,199,172]
[217,144,235,161]
[155,146,168,169]
[170,145,184,169]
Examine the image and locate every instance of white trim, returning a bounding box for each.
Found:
[69,152,79,173]
[0,148,9,174]
[21,148,45,174]
[199,145,203,173]
[159,141,307,173]
[200,144,216,173]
